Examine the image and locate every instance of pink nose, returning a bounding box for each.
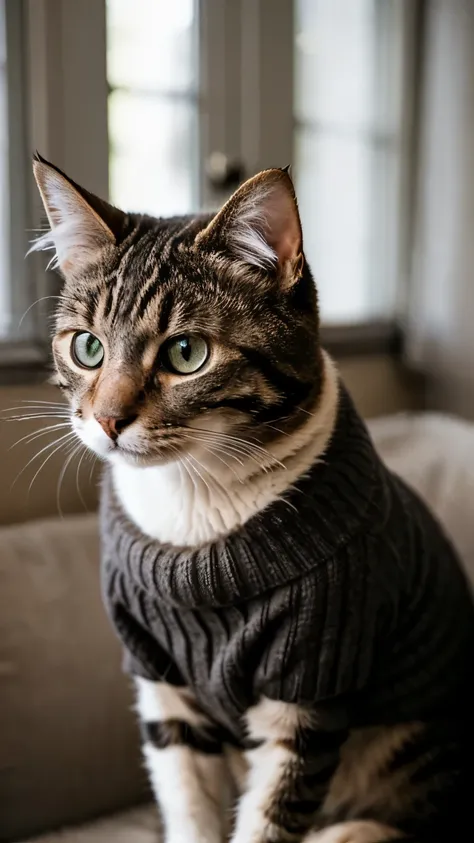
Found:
[95,415,135,441]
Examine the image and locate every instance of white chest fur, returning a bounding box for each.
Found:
[113,354,338,547]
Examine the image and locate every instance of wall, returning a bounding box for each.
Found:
[408,0,474,419]
[0,354,422,526]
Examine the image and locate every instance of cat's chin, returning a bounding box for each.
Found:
[105,446,178,469]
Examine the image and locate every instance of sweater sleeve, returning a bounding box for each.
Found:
[254,532,393,706]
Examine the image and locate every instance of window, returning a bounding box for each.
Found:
[106,0,413,327]
[0,0,417,377]
[294,0,411,324]
[0,0,48,354]
[0,0,9,336]
[107,0,200,217]
[0,0,112,368]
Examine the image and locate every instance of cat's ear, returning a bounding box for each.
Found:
[30,153,125,275]
[196,168,303,285]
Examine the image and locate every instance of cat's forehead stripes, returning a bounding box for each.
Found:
[74,216,197,335]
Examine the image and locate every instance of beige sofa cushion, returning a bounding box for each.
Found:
[0,514,148,842]
[369,411,474,587]
[21,805,159,843]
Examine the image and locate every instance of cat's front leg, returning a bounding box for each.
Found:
[231,697,346,843]
[135,677,232,843]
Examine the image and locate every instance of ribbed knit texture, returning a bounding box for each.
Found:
[100,385,474,740]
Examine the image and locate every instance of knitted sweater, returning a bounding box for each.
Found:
[100,386,474,741]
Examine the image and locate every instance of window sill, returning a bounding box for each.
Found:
[0,340,51,385]
[321,320,403,358]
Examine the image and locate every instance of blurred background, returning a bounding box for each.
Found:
[2,3,474,841]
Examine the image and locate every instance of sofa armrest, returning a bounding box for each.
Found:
[0,513,149,842]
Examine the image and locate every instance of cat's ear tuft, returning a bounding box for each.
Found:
[30,154,125,275]
[196,168,303,284]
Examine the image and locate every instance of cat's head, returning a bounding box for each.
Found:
[31,154,322,468]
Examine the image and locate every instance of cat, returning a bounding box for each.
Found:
[31,153,474,843]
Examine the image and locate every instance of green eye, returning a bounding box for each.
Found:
[163,335,209,375]
[71,332,104,369]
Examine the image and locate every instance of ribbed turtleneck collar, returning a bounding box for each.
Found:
[100,385,383,609]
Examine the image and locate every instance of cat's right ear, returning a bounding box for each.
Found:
[195,168,303,288]
[30,153,126,275]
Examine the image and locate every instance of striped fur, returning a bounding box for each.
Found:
[136,678,233,843]
[32,156,469,843]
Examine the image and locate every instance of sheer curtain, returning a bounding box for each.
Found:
[408,0,474,417]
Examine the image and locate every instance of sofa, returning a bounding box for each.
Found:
[2,411,474,843]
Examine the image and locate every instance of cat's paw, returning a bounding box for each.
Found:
[305,821,402,843]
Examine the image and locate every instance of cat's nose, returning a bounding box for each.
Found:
[95,415,137,441]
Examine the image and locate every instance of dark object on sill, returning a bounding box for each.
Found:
[0,341,52,385]
[321,321,403,358]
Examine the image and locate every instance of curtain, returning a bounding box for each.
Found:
[408,0,474,417]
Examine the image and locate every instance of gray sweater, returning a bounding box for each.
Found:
[100,386,474,741]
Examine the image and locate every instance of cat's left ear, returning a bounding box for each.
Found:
[30,153,126,276]
[196,168,303,287]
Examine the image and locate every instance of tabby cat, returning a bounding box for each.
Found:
[31,153,474,843]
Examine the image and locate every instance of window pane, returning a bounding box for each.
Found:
[107,0,197,94]
[295,0,375,130]
[0,0,9,336]
[107,0,200,216]
[296,127,400,322]
[295,0,406,324]
[296,128,371,322]
[109,91,198,216]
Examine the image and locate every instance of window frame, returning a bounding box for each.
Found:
[0,0,110,381]
[240,0,421,330]
[0,0,421,384]
[1,0,44,375]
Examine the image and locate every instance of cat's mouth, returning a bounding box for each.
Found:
[72,415,180,466]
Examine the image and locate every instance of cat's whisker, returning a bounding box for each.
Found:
[9,422,71,450]
[27,433,78,496]
[181,455,201,499]
[185,454,217,503]
[296,406,315,418]
[11,431,75,491]
[258,423,291,437]
[187,431,274,471]
[20,399,69,407]
[185,434,246,466]
[201,443,269,474]
[188,427,265,455]
[188,437,245,470]
[1,404,69,415]
[187,435,268,472]
[191,426,285,466]
[75,446,90,511]
[2,413,71,423]
[204,446,245,485]
[186,453,234,510]
[2,407,70,414]
[196,454,239,508]
[56,440,84,517]
[18,295,62,330]
[187,439,245,484]
[86,448,99,485]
